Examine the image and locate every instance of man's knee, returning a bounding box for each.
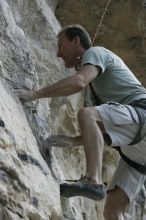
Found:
[77,107,107,134]
[103,186,129,220]
[77,107,101,122]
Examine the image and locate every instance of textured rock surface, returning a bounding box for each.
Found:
[0,0,62,219]
[0,0,106,219]
[0,0,146,220]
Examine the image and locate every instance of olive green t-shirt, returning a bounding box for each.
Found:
[81,46,146,104]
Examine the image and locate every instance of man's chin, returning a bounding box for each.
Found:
[64,63,74,68]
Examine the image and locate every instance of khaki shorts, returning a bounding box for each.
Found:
[107,158,145,202]
[96,102,146,202]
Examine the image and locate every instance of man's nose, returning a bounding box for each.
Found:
[57,46,63,57]
[57,50,61,57]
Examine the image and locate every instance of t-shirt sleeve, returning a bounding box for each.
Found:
[81,47,107,73]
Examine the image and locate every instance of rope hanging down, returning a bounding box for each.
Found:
[91,0,111,46]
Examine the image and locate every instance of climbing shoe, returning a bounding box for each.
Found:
[60,179,106,200]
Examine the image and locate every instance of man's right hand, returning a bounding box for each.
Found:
[14,89,37,102]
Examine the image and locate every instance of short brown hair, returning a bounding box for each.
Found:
[57,24,91,49]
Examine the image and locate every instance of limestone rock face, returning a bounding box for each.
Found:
[0,0,146,220]
[0,0,104,219]
[0,0,62,219]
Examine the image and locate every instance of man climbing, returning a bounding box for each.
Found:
[15,25,146,220]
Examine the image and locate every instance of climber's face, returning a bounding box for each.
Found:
[57,33,80,68]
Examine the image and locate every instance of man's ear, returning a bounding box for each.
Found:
[73,36,80,48]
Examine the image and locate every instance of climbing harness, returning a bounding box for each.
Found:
[91,0,111,46]
[117,100,146,175]
[90,82,146,174]
[111,100,146,175]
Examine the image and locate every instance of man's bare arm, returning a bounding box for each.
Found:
[15,64,100,102]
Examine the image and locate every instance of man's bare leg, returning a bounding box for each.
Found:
[44,106,105,185]
[78,107,105,185]
[104,186,129,220]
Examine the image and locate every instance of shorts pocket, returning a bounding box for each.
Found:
[109,104,134,125]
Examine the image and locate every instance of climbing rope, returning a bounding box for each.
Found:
[91,0,111,46]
